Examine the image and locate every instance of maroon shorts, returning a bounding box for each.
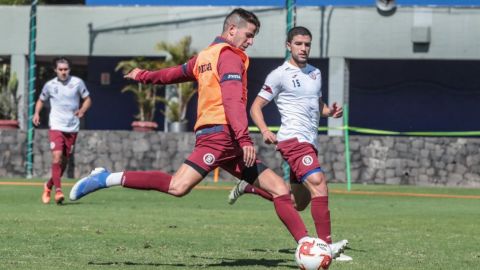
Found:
[185,125,266,184]
[276,138,322,183]
[49,130,78,158]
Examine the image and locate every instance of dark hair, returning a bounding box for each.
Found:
[52,57,71,69]
[287,26,312,42]
[223,8,260,34]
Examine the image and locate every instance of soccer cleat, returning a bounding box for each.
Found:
[42,183,52,204]
[334,253,353,261]
[55,190,65,205]
[228,180,248,205]
[69,168,110,201]
[329,239,349,259]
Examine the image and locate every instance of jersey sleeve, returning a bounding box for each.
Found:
[258,69,282,102]
[78,79,90,98]
[39,83,50,101]
[136,56,197,85]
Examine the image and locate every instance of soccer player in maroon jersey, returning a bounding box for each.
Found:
[70,9,318,246]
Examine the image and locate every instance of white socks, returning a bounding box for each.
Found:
[105,172,124,187]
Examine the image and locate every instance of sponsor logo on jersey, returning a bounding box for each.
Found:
[198,63,212,73]
[308,71,317,80]
[262,84,273,94]
[50,142,56,150]
[302,155,313,166]
[203,153,215,165]
[221,73,242,82]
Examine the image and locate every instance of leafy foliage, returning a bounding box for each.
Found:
[116,36,196,123]
[0,64,19,120]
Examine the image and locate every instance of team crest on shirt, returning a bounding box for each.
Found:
[53,87,58,94]
[262,84,273,94]
[308,71,317,80]
[302,155,313,166]
[50,142,56,150]
[68,83,74,89]
[203,153,215,165]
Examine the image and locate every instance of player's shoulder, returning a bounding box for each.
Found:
[69,76,85,84]
[44,77,58,87]
[268,62,290,76]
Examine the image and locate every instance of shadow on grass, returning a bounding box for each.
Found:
[88,254,297,268]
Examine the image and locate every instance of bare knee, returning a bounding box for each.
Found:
[256,169,290,197]
[168,178,193,197]
[305,173,328,197]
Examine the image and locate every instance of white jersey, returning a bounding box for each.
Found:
[40,76,90,133]
[258,61,322,149]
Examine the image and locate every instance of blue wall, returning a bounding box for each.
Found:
[349,60,480,133]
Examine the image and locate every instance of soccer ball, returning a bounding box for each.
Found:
[295,238,333,270]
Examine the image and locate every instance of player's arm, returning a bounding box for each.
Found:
[124,56,197,85]
[250,96,277,144]
[320,99,343,118]
[32,99,44,126]
[75,96,92,118]
[218,49,255,167]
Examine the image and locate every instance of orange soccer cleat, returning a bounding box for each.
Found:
[54,190,65,205]
[42,183,52,204]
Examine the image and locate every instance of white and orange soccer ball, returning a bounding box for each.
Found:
[295,238,333,270]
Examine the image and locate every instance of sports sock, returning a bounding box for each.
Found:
[311,196,332,244]
[122,171,172,193]
[245,184,273,201]
[46,179,54,189]
[273,194,309,242]
[106,172,124,187]
[51,163,62,189]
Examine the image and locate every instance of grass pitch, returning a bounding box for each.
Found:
[0,180,479,270]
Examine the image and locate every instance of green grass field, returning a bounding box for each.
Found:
[1,180,479,270]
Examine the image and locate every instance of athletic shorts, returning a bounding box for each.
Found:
[276,138,322,183]
[49,130,78,158]
[185,125,267,184]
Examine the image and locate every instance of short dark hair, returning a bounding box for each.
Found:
[223,8,260,34]
[287,26,312,42]
[53,57,71,69]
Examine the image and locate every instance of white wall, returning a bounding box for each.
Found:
[1,6,480,59]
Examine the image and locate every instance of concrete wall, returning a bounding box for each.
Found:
[1,129,479,188]
[1,6,480,59]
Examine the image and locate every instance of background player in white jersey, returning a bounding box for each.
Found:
[228,26,352,260]
[33,57,91,204]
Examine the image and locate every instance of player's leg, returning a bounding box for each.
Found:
[227,180,272,204]
[222,159,308,243]
[70,127,224,201]
[302,170,350,260]
[254,167,310,243]
[42,130,65,204]
[227,160,291,205]
[290,182,310,211]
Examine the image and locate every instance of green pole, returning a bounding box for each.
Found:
[343,105,351,191]
[281,0,296,181]
[26,0,38,179]
[285,0,296,59]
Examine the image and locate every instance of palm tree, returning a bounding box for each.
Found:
[115,36,196,129]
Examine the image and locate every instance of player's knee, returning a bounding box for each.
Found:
[168,181,192,197]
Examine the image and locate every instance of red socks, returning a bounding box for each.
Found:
[50,163,62,191]
[311,196,332,244]
[273,194,308,242]
[244,184,273,201]
[122,171,172,193]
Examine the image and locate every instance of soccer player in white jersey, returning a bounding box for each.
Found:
[228,26,352,261]
[33,57,92,204]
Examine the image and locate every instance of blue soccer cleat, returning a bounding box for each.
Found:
[69,168,110,201]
